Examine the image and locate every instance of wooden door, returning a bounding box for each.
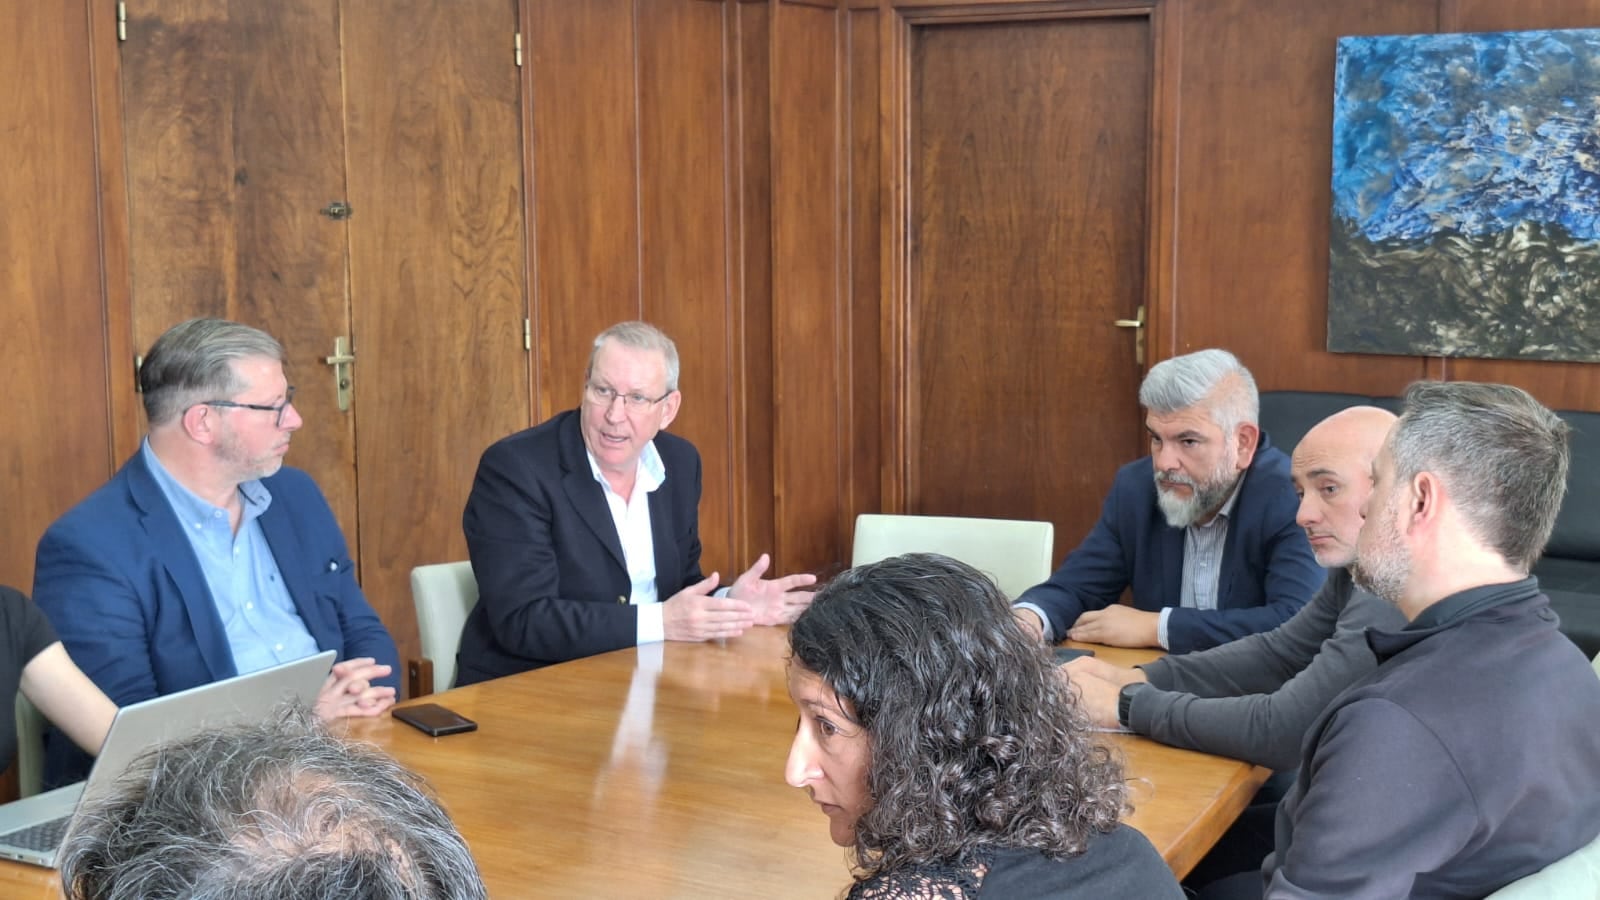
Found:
[119,0,359,537]
[342,0,530,664]
[117,0,529,673]
[905,14,1152,561]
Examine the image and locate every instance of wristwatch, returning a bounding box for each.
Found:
[1117,682,1142,729]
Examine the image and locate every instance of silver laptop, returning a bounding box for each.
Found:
[0,650,335,867]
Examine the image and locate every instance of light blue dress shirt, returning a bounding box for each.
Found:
[141,441,321,674]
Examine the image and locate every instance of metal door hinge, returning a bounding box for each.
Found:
[524,317,531,351]
[133,354,142,391]
[117,1,127,41]
[514,32,523,68]
[320,200,353,220]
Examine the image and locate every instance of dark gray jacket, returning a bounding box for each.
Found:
[1131,568,1406,770]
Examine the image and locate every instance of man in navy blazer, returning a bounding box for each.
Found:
[1014,350,1323,654]
[457,321,815,685]
[34,319,398,785]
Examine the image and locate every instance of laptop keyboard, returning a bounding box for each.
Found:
[0,816,70,853]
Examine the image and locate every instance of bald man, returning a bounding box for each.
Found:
[1067,406,1405,767]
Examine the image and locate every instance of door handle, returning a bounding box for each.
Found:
[1113,304,1146,365]
[324,336,355,411]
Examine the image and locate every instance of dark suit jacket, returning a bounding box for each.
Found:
[457,409,704,684]
[1016,434,1324,653]
[33,449,398,784]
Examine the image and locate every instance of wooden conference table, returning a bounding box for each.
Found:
[0,630,1266,898]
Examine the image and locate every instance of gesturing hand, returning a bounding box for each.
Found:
[663,573,756,642]
[314,657,396,720]
[729,553,817,626]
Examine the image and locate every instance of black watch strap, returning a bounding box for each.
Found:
[1117,682,1141,729]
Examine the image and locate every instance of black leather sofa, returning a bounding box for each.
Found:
[1259,390,1600,658]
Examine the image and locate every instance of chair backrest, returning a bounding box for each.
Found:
[851,514,1055,601]
[409,561,478,694]
[1485,828,1600,898]
[13,693,45,797]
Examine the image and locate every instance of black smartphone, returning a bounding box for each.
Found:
[392,703,478,737]
[1053,646,1096,664]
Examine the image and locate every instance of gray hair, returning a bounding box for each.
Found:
[1391,381,1570,572]
[1138,349,1259,435]
[585,321,680,392]
[60,704,487,900]
[139,319,285,427]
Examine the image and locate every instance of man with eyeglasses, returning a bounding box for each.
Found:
[456,321,816,684]
[34,318,399,786]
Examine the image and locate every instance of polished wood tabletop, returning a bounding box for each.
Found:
[0,630,1266,898]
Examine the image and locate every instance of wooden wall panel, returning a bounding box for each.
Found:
[735,1,776,567]
[1,2,113,591]
[1438,0,1600,410]
[637,0,740,571]
[527,0,642,415]
[845,7,881,549]
[771,1,850,574]
[342,0,531,668]
[1170,0,1437,398]
[904,14,1151,556]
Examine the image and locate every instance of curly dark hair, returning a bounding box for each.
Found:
[788,552,1128,884]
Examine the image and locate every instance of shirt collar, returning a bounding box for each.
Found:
[586,440,667,495]
[1366,577,1541,661]
[141,439,273,521]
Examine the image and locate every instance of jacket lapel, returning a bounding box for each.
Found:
[255,492,337,651]
[558,414,628,571]
[126,452,237,681]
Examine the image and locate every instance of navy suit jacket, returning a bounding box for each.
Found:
[1016,434,1324,653]
[457,409,704,684]
[33,451,398,783]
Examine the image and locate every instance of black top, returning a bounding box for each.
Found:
[845,825,1184,899]
[0,586,59,772]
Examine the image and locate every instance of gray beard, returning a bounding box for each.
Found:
[1155,472,1240,528]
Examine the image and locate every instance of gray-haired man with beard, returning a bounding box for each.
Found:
[1206,381,1600,899]
[1013,349,1324,653]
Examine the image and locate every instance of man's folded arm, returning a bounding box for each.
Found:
[33,525,161,707]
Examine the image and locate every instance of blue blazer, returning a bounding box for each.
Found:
[33,451,398,781]
[457,409,704,684]
[1016,434,1324,653]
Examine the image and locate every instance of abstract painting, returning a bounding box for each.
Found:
[1328,29,1600,362]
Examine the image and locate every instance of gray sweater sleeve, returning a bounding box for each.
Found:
[1128,570,1407,769]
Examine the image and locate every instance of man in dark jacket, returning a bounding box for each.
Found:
[1014,349,1324,653]
[1213,381,1600,899]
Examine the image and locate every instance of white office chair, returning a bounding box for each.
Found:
[851,514,1055,601]
[1485,829,1600,898]
[408,561,478,697]
[12,694,45,797]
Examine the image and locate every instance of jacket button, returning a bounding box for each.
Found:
[618,595,627,604]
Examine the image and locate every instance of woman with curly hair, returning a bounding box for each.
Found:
[785,552,1183,898]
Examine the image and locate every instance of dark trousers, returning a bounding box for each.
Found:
[1182,770,1291,899]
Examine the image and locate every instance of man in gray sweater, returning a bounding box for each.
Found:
[1066,405,1403,767]
[1065,405,1402,887]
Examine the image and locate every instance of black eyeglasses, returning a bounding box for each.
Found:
[202,386,297,428]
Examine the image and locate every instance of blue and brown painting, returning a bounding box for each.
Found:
[1329,28,1600,361]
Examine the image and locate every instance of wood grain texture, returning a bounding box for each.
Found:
[341,0,531,670]
[637,0,740,574]
[1169,0,1437,397]
[771,2,851,575]
[904,15,1151,556]
[118,0,360,537]
[527,0,642,419]
[846,8,883,547]
[0,0,113,608]
[735,1,776,567]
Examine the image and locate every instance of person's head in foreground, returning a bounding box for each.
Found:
[1352,380,1569,616]
[59,705,486,900]
[786,553,1142,895]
